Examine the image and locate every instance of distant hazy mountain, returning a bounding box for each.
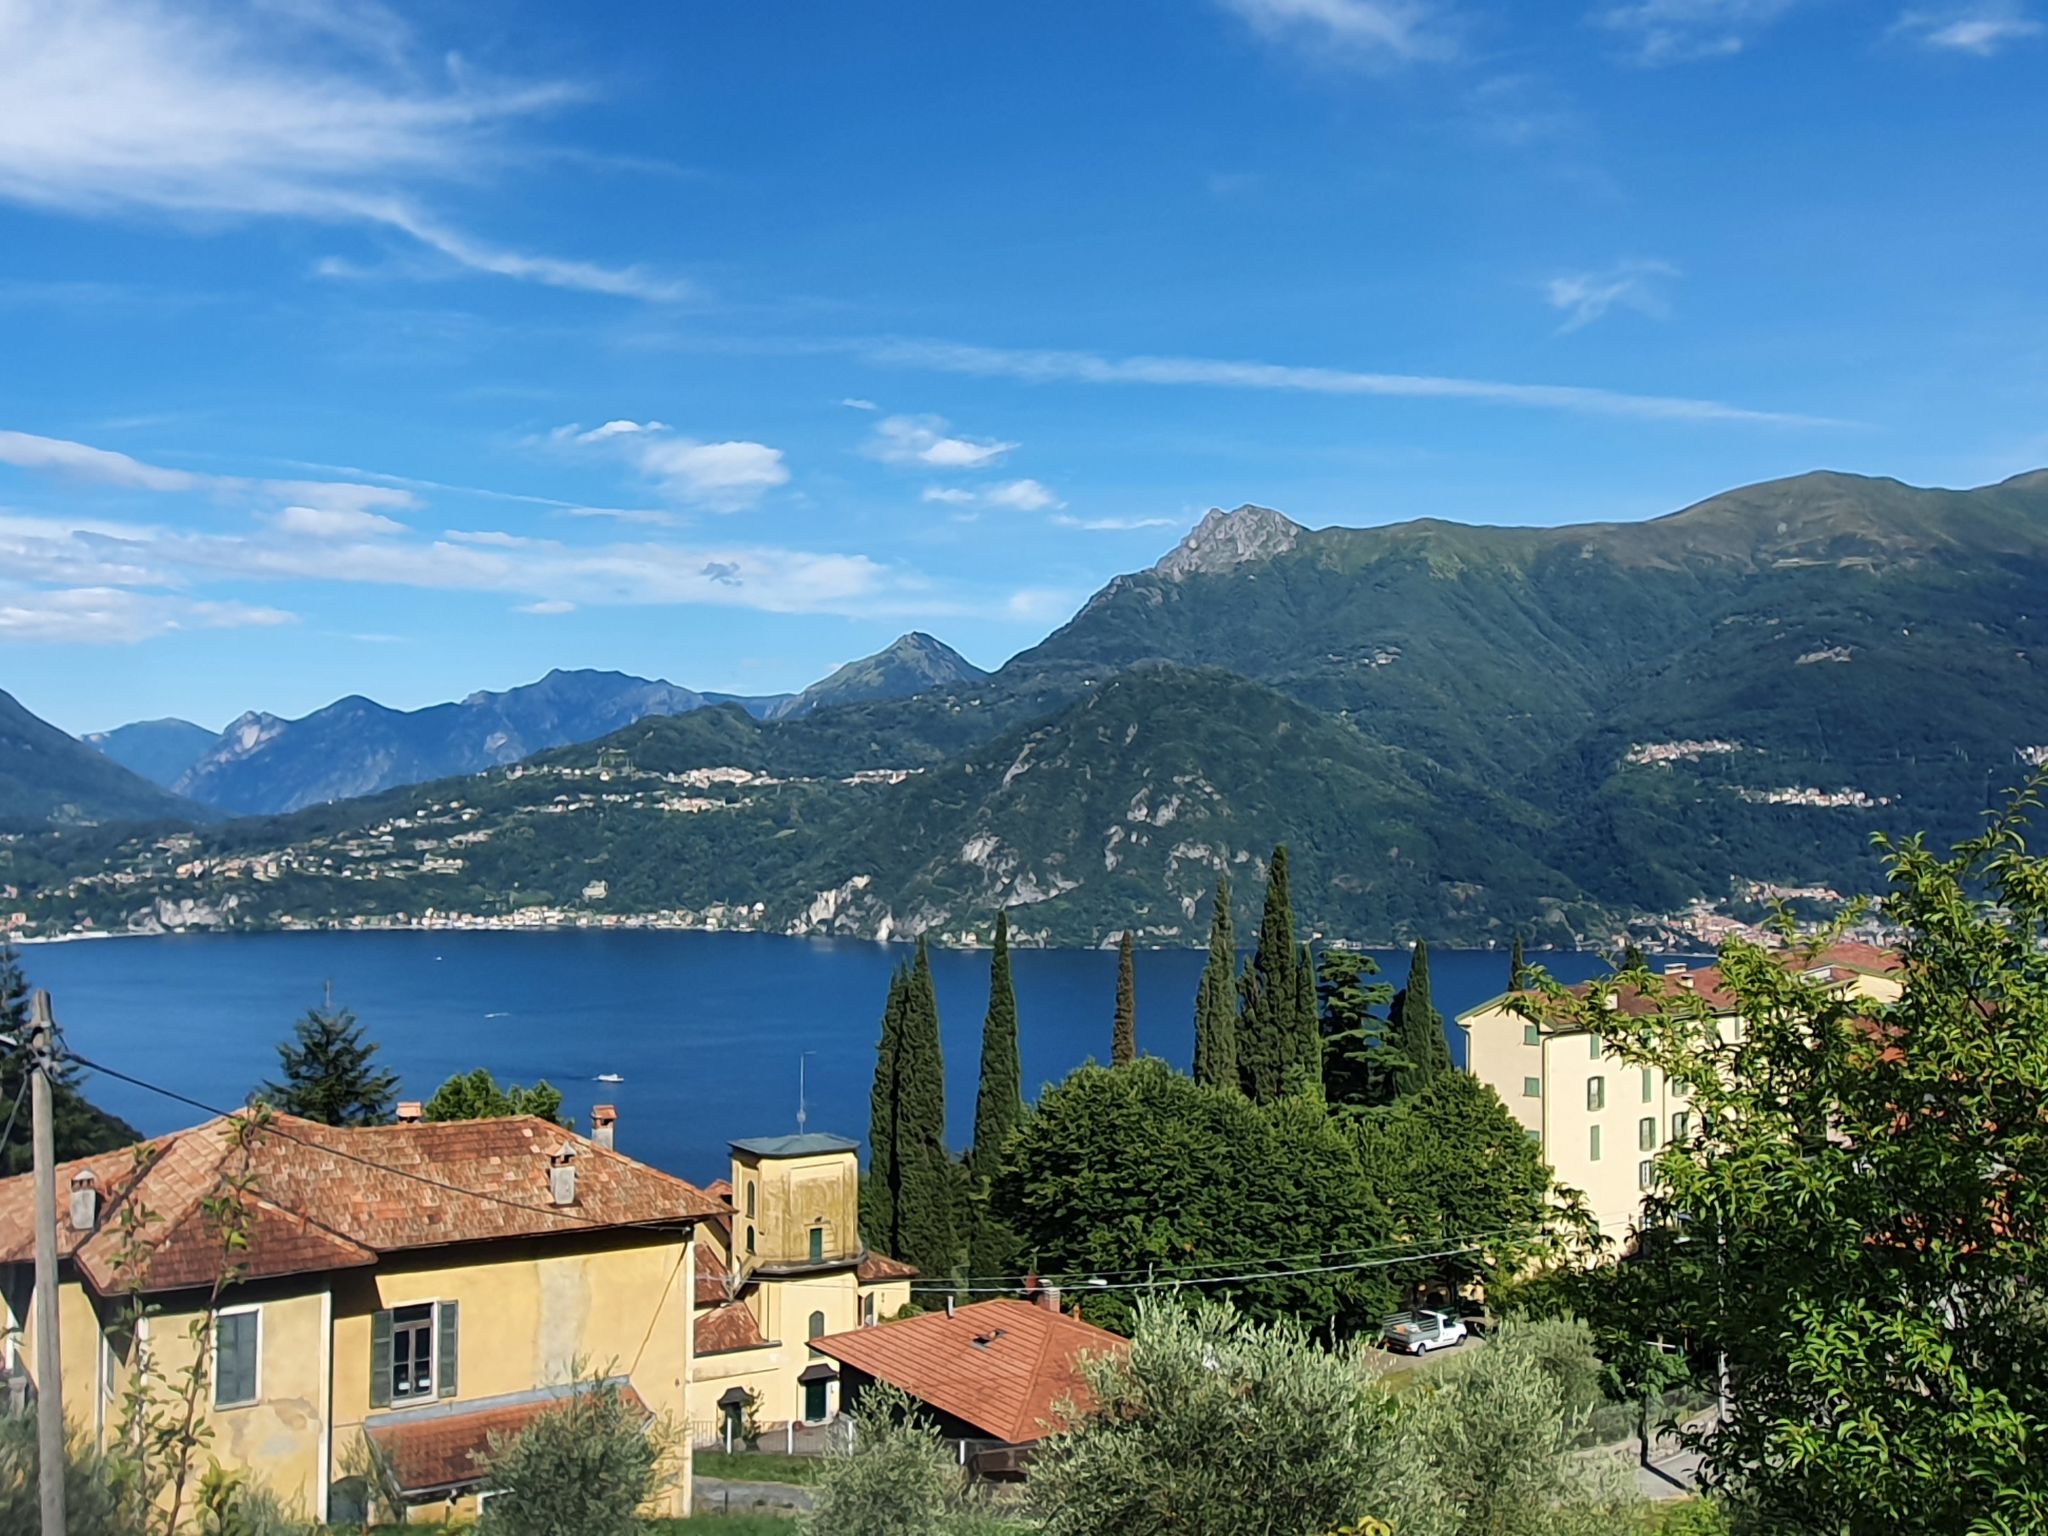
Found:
[159,634,985,816]
[0,689,199,828]
[83,718,218,789]
[766,632,989,718]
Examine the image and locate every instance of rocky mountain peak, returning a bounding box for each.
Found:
[1153,504,1302,581]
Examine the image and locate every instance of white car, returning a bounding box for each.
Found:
[1381,1309,1470,1355]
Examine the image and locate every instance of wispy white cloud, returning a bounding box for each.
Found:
[547,420,790,511]
[0,0,684,300]
[0,585,293,644]
[1052,513,1181,532]
[984,478,1062,512]
[1217,0,1458,63]
[1004,587,1080,621]
[850,337,1842,427]
[840,398,879,411]
[1544,259,1680,332]
[865,413,1017,469]
[516,598,577,615]
[0,428,418,515]
[921,486,977,505]
[1890,2,2044,53]
[1591,0,1801,64]
[266,504,408,538]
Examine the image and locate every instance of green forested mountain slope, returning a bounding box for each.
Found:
[0,689,202,830]
[7,469,2045,944]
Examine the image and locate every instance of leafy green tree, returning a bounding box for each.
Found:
[991,1058,1393,1332]
[1530,784,2048,1535]
[1353,1070,1555,1299]
[480,1376,673,1536]
[0,941,140,1174]
[1191,877,1238,1091]
[1238,844,1309,1102]
[893,939,957,1283]
[420,1068,565,1127]
[260,994,398,1126]
[862,964,909,1252]
[1317,949,1397,1110]
[1618,939,1647,971]
[1510,932,1528,990]
[966,914,1024,1283]
[1111,929,1136,1066]
[1387,938,1453,1101]
[803,1385,978,1536]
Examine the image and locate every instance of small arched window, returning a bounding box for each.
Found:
[745,1182,756,1219]
[808,1311,826,1340]
[745,1224,755,1255]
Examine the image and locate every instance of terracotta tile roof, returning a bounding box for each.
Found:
[809,1298,1124,1445]
[855,1250,918,1283]
[0,1113,724,1295]
[705,1178,734,1200]
[1466,943,1904,1026]
[697,1300,769,1354]
[366,1381,648,1494]
[695,1242,732,1305]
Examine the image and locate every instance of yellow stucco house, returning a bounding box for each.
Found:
[685,1132,916,1440]
[1457,941,1904,1246]
[0,1109,726,1524]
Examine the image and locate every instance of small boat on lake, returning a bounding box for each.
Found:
[595,1072,624,1083]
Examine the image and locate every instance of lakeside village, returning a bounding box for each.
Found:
[1,814,2040,1536]
[0,831,1949,1536]
[0,750,1903,953]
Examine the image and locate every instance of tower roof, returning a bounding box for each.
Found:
[729,1132,860,1158]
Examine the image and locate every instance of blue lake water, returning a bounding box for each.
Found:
[14,932,1653,1183]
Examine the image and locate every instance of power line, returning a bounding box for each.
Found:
[909,1239,1506,1296]
[0,1070,27,1155]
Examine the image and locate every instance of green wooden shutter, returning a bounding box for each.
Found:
[369,1310,393,1409]
[436,1300,459,1399]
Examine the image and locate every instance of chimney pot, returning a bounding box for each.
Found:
[945,1295,956,1319]
[396,1101,423,1124]
[1663,963,1687,977]
[591,1104,617,1151]
[68,1170,98,1232]
[1036,1284,1062,1314]
[548,1144,578,1207]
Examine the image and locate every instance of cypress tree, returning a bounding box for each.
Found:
[861,965,909,1253]
[1112,930,1137,1066]
[1509,932,1528,991]
[1290,940,1321,1098]
[1620,939,1647,971]
[1238,845,1303,1103]
[970,912,1022,1184]
[1192,878,1239,1091]
[1388,938,1453,1101]
[896,938,957,1282]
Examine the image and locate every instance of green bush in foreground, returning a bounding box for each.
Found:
[481,1378,673,1536]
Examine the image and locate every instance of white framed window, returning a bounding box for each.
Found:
[370,1298,458,1408]
[213,1307,261,1409]
[392,1302,436,1401]
[1638,1160,1654,1191]
[1586,1076,1606,1111]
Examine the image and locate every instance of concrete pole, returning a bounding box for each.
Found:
[30,989,67,1536]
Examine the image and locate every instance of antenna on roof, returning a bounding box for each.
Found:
[797,1050,816,1133]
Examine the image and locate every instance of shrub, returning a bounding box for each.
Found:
[481,1378,674,1536]
[0,1408,138,1536]
[801,1386,965,1536]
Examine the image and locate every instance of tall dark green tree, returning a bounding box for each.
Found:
[894,938,957,1282]
[1387,938,1453,1102]
[1619,939,1647,971]
[861,965,910,1254]
[1237,845,1309,1103]
[968,913,1026,1283]
[0,942,139,1175]
[1291,941,1321,1097]
[1111,930,1137,1067]
[1509,932,1528,991]
[263,992,400,1126]
[1316,950,1396,1110]
[1192,877,1239,1091]
[970,912,1022,1182]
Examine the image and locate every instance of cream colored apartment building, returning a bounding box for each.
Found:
[1457,943,1904,1245]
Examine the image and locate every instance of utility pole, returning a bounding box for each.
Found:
[29,989,67,1536]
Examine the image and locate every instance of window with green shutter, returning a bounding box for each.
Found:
[1586,1076,1605,1111]
[1641,1067,1654,1103]
[1523,1023,1541,1047]
[1522,1076,1542,1098]
[1639,1117,1656,1151]
[1589,1126,1602,1161]
[372,1301,456,1407]
[437,1300,459,1399]
[214,1309,259,1408]
[1589,1034,1601,1060]
[369,1309,394,1409]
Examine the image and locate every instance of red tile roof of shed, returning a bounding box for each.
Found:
[809,1298,1124,1445]
[366,1382,649,1494]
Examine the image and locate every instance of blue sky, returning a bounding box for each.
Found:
[2,0,2044,735]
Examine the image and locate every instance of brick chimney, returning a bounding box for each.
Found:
[548,1144,579,1206]
[591,1104,617,1151]
[68,1170,98,1232]
[395,1101,423,1124]
[1036,1283,1062,1314]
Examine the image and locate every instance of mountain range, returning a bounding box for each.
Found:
[5,467,2046,945]
[52,632,987,817]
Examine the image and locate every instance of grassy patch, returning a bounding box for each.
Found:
[648,1517,802,1533]
[693,1448,831,1485]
